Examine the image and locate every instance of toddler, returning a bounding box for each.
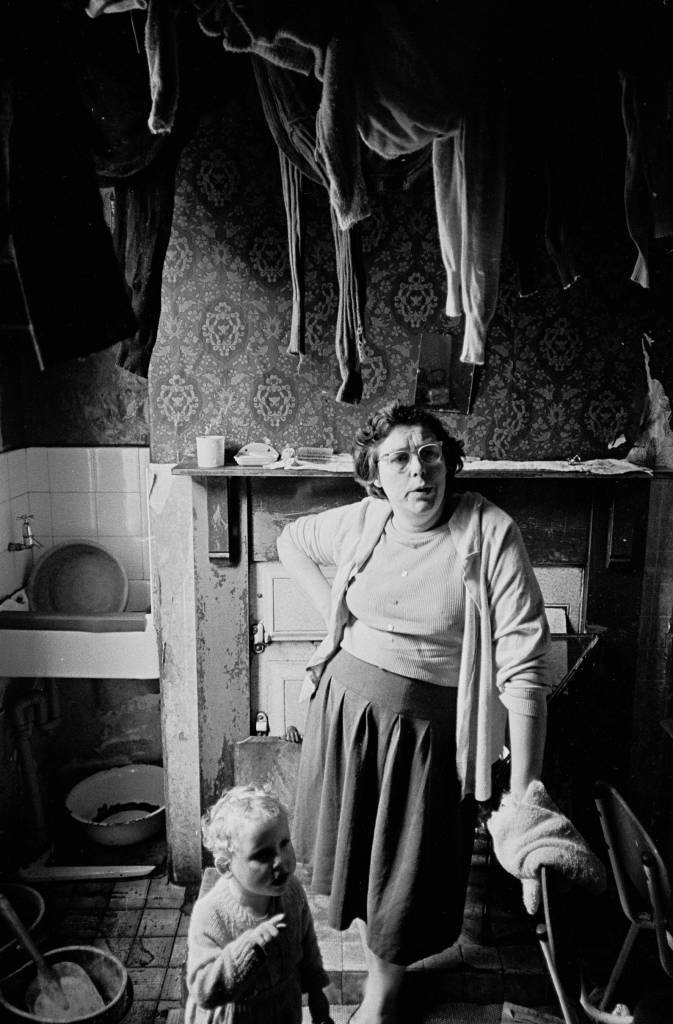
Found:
[185,784,334,1024]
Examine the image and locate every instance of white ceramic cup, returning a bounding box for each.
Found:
[196,435,226,468]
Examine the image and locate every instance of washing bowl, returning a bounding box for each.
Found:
[0,585,159,679]
[66,764,165,846]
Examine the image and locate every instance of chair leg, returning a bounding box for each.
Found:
[537,923,580,1024]
[600,922,640,1012]
[479,820,494,946]
[642,855,673,979]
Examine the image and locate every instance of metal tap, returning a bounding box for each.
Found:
[7,513,43,551]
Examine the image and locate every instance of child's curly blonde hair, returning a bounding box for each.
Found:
[201,784,288,874]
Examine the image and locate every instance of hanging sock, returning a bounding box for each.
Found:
[433,85,507,367]
[331,208,365,404]
[278,151,305,358]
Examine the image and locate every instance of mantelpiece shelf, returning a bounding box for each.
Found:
[173,461,354,478]
[172,458,651,479]
[173,458,651,563]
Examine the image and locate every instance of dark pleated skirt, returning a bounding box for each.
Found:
[293,648,476,966]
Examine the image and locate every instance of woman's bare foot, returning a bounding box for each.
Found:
[352,921,404,1024]
[348,987,401,1019]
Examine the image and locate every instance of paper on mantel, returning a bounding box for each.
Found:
[269,454,355,473]
[460,458,652,475]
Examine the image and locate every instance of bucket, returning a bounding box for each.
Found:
[0,945,132,1024]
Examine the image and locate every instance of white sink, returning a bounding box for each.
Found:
[0,588,160,679]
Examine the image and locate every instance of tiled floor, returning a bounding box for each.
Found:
[4,828,553,1024]
[32,873,194,1024]
[305,828,551,1015]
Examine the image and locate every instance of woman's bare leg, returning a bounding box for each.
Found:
[353,919,405,1022]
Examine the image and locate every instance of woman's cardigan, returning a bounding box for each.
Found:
[277,490,551,802]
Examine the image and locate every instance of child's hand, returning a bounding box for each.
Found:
[250,913,286,949]
[307,987,332,1023]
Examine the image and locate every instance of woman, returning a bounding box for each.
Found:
[276,401,550,1024]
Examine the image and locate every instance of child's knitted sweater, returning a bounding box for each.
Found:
[185,874,328,1024]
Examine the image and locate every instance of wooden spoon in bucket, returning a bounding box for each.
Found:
[0,893,105,1021]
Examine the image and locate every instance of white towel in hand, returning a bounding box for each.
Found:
[487,780,606,913]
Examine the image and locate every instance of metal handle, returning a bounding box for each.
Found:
[0,893,48,968]
[0,894,69,1009]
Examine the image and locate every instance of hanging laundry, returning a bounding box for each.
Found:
[3,0,136,371]
[619,1,673,289]
[191,0,508,370]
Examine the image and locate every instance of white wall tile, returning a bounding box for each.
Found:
[0,454,9,505]
[0,550,15,598]
[142,529,152,581]
[140,487,149,542]
[1,541,52,597]
[99,535,145,580]
[33,534,54,555]
[94,448,140,492]
[0,498,12,553]
[139,460,150,543]
[15,548,32,589]
[26,448,49,491]
[96,492,142,536]
[51,492,97,537]
[0,549,29,597]
[138,448,150,486]
[48,448,95,492]
[27,491,52,540]
[9,499,31,548]
[7,449,28,498]
[127,579,151,612]
[0,547,32,595]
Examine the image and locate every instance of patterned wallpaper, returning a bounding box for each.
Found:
[148,73,667,465]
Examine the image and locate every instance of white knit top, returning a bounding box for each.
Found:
[184,874,328,1024]
[342,519,465,684]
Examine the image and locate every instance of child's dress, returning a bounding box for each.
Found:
[185,874,329,1024]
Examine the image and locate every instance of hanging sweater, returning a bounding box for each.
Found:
[277,491,551,801]
[185,874,328,1024]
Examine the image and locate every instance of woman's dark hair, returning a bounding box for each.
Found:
[353,401,465,498]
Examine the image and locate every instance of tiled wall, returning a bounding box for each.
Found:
[0,447,150,607]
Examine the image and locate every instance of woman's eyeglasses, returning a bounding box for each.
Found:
[377,442,444,473]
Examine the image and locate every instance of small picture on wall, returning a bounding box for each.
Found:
[414,331,476,414]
